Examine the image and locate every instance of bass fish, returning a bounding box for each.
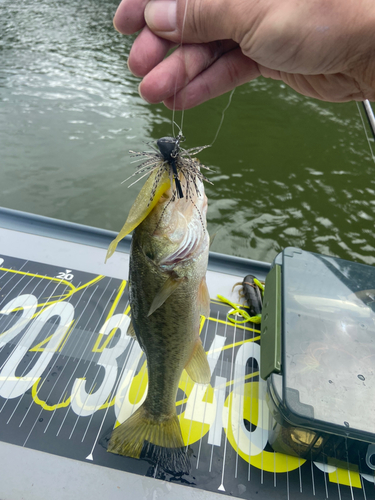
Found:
[106,167,211,473]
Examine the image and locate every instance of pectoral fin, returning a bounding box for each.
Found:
[185,339,211,384]
[105,169,171,262]
[198,277,210,318]
[147,274,185,317]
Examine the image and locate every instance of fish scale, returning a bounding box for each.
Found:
[107,169,211,473]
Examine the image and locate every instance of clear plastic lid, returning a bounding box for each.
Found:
[282,248,375,437]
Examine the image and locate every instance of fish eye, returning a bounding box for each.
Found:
[143,241,155,261]
[145,249,155,261]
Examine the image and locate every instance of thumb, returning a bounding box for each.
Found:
[144,0,247,44]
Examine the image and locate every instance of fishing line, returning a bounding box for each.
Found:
[171,0,190,137]
[356,101,375,163]
[171,0,235,147]
[124,0,236,200]
[208,88,236,147]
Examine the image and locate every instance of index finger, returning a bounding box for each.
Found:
[114,0,149,34]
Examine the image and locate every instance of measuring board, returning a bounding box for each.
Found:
[0,253,374,500]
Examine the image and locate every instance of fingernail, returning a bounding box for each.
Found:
[145,0,177,33]
[127,58,136,77]
[138,83,150,103]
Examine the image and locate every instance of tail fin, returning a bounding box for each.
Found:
[108,404,190,474]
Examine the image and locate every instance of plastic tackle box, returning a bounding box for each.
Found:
[260,247,375,473]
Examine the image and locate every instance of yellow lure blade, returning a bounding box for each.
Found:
[106,169,171,262]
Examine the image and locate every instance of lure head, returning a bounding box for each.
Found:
[157,137,178,162]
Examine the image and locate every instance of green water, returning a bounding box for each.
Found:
[1,0,375,265]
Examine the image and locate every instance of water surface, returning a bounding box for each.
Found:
[1,0,375,265]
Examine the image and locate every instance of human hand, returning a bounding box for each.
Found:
[114,0,375,109]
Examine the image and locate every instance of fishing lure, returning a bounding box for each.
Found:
[125,133,212,206]
[232,275,264,318]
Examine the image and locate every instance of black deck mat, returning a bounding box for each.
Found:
[0,254,373,499]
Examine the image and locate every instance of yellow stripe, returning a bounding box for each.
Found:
[98,395,116,410]
[199,315,206,334]
[210,298,250,310]
[204,335,260,357]
[32,377,117,412]
[207,316,261,333]
[92,304,131,353]
[71,275,105,294]
[219,335,261,352]
[0,267,105,314]
[29,320,76,352]
[32,275,105,311]
[104,280,127,323]
[0,267,75,291]
[175,371,260,407]
[32,378,71,410]
[58,320,76,352]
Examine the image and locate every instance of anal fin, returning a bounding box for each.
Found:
[185,339,211,384]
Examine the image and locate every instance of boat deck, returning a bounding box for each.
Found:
[0,208,373,500]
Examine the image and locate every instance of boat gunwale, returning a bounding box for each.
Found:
[0,207,271,278]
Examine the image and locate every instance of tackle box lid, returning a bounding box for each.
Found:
[276,247,375,440]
